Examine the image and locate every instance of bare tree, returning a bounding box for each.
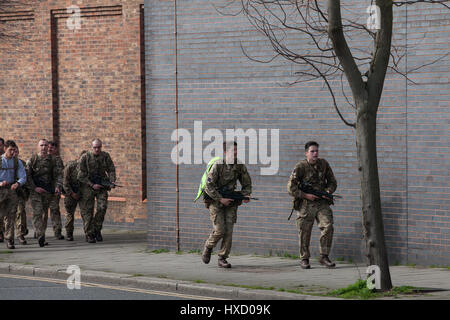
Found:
[219,0,449,291]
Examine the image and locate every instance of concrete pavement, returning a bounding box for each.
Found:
[0,228,448,300]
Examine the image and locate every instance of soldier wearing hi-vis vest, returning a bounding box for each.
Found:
[201,141,252,269]
[77,139,116,244]
[0,140,27,249]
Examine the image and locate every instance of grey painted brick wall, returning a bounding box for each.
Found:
[145,0,449,265]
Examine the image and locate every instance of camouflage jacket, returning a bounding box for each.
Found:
[63,160,81,195]
[287,158,337,200]
[204,159,252,202]
[26,154,63,191]
[77,151,116,187]
[54,155,64,177]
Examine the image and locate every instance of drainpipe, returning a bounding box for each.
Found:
[174,0,180,252]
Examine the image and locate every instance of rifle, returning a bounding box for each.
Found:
[91,175,123,190]
[202,188,257,209]
[219,188,259,202]
[100,180,123,189]
[33,177,54,194]
[299,181,341,203]
[288,181,341,220]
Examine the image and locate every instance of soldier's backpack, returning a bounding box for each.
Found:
[194,156,222,205]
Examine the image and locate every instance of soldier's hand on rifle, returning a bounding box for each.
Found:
[243,199,250,203]
[220,198,234,206]
[35,187,47,194]
[0,181,8,187]
[303,193,319,201]
[92,184,103,190]
[10,182,19,191]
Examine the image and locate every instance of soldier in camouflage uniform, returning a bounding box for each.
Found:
[13,146,30,245]
[287,141,337,269]
[0,140,27,249]
[47,141,64,240]
[78,139,116,243]
[26,139,63,247]
[63,150,87,241]
[201,142,252,268]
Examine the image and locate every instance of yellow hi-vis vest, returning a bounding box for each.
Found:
[194,157,221,202]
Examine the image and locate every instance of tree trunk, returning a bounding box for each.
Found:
[356,106,393,291]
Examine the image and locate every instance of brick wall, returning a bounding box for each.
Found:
[0,1,146,230]
[145,0,449,265]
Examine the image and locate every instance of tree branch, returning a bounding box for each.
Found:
[327,0,366,106]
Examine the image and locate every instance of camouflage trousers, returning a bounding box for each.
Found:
[1,197,28,238]
[296,199,334,260]
[204,202,238,260]
[0,188,18,241]
[30,191,53,238]
[64,195,79,234]
[48,193,62,235]
[15,197,28,237]
[79,186,108,236]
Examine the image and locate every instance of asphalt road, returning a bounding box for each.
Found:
[0,274,213,300]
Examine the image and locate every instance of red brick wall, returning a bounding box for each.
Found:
[0,1,146,229]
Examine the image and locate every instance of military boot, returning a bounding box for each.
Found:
[66,232,74,241]
[95,230,103,242]
[319,255,336,268]
[218,257,231,268]
[201,246,212,264]
[38,235,46,248]
[54,230,64,240]
[18,235,27,245]
[87,234,96,243]
[7,240,15,249]
[300,259,311,269]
